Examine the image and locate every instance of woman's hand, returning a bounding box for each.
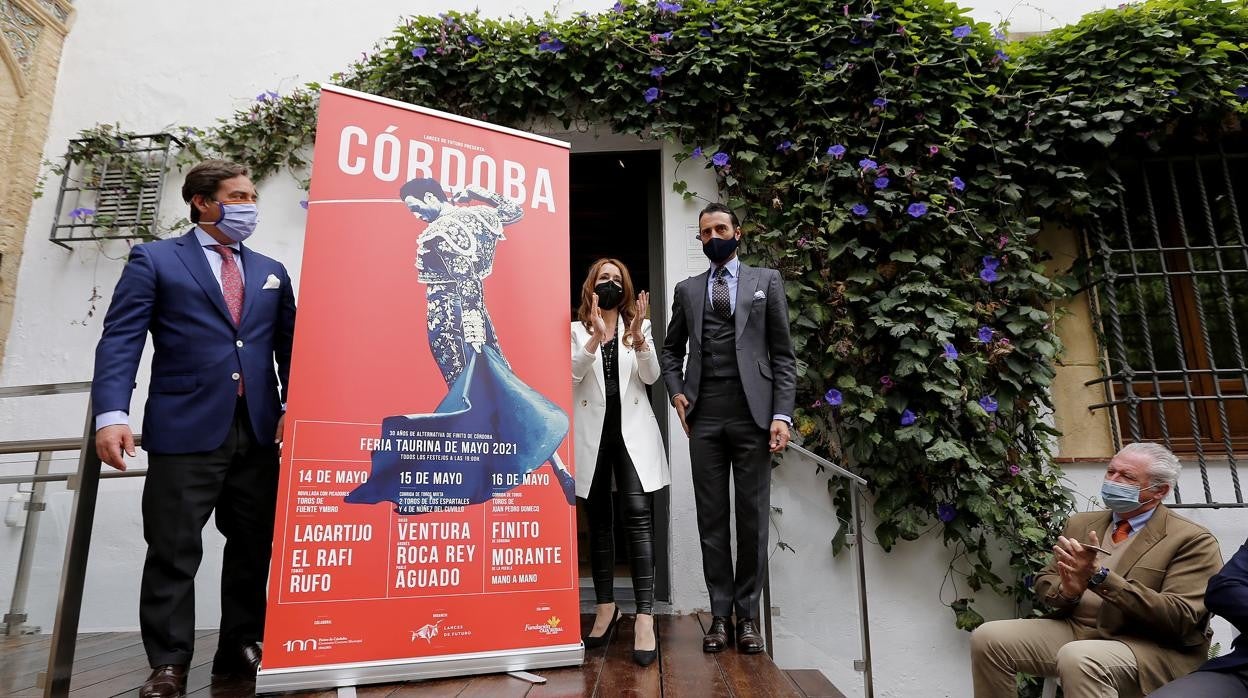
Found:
[628,291,650,350]
[590,293,614,344]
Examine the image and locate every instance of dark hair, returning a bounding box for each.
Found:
[182,160,248,223]
[698,201,740,229]
[399,178,448,204]
[577,258,639,347]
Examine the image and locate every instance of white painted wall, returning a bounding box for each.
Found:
[2,2,1242,698]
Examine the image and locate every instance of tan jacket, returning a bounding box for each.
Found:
[1035,505,1224,693]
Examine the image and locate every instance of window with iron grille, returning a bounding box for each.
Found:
[48,132,183,248]
[1085,149,1247,507]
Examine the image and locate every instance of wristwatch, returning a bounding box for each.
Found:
[1087,566,1110,589]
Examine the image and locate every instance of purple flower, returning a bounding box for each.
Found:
[859,158,878,170]
[656,0,682,14]
[255,91,278,103]
[650,65,666,78]
[68,207,94,221]
[992,29,1006,40]
[612,1,625,11]
[978,395,999,413]
[712,152,730,167]
[873,176,890,190]
[466,35,483,46]
[880,375,893,387]
[953,24,972,39]
[825,388,843,406]
[1009,464,1021,476]
[872,97,888,108]
[1236,85,1248,100]
[643,87,660,103]
[538,36,565,52]
[900,409,917,426]
[797,236,810,248]
[994,49,1009,63]
[777,140,792,152]
[907,202,928,218]
[412,46,428,59]
[700,28,712,38]
[980,258,999,283]
[928,145,940,156]
[937,503,956,522]
[942,343,958,360]
[851,203,869,217]
[977,326,994,343]
[691,146,703,159]
[299,200,308,210]
[827,144,846,159]
[660,31,673,41]
[952,176,966,191]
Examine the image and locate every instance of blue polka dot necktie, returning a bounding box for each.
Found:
[712,266,732,318]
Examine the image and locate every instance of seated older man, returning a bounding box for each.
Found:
[1151,536,1248,696]
[970,442,1224,698]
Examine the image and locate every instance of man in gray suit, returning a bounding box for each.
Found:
[661,202,797,654]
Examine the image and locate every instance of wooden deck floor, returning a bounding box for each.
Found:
[0,614,845,697]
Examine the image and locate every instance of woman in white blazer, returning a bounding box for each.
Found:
[571,258,670,666]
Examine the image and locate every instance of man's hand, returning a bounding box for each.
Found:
[672,393,690,436]
[275,414,286,444]
[769,420,790,453]
[96,424,135,471]
[1054,530,1101,598]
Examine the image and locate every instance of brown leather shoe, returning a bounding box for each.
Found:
[737,619,764,654]
[140,664,187,698]
[211,641,262,678]
[703,616,733,653]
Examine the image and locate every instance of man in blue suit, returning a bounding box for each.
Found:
[91,160,296,697]
[1153,537,1248,696]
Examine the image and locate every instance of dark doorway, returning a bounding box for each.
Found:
[569,149,671,605]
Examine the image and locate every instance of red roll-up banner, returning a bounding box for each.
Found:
[257,86,580,694]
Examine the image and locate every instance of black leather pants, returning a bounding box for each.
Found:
[584,396,655,614]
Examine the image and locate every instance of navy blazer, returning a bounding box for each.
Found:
[91,230,296,454]
[1202,539,1248,672]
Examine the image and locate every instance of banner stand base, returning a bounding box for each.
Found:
[507,670,548,684]
[255,644,583,695]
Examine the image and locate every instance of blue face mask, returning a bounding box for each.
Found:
[1100,479,1159,514]
[702,236,739,264]
[211,202,258,243]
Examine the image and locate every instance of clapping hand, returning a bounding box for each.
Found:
[1054,529,1102,599]
[590,293,614,344]
[627,291,650,350]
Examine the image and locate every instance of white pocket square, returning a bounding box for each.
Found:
[753,290,766,300]
[262,273,281,290]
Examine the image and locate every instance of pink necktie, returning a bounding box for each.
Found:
[209,245,244,395]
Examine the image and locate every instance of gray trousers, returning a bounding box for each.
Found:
[688,377,771,620]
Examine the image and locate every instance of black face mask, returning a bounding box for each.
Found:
[702,236,739,264]
[594,281,624,310]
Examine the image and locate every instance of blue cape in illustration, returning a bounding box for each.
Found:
[345,344,569,514]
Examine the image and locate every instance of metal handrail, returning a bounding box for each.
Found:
[0,381,134,697]
[785,442,874,698]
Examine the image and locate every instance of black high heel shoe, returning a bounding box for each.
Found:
[633,615,658,667]
[583,605,620,649]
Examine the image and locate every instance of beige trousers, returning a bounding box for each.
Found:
[970,618,1143,698]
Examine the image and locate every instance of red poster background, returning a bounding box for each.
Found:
[261,87,577,671]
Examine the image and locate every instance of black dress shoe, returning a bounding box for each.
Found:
[737,618,765,654]
[633,615,658,667]
[211,641,263,678]
[583,605,620,649]
[141,664,188,698]
[703,616,733,653]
